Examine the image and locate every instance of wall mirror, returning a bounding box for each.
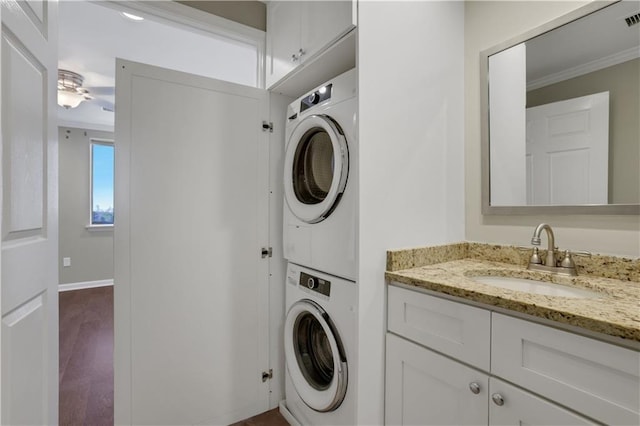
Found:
[481,0,639,215]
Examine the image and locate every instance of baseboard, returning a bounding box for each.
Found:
[58,279,114,292]
[279,400,300,426]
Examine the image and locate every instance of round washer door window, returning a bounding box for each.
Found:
[284,115,348,224]
[284,300,348,412]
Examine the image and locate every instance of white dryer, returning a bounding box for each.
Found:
[280,263,357,425]
[283,69,357,281]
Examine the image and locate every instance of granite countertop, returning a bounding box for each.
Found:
[385,243,640,344]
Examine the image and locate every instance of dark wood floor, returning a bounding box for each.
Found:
[59,286,289,426]
[59,286,114,425]
[230,408,289,426]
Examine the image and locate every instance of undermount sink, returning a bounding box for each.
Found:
[470,275,601,299]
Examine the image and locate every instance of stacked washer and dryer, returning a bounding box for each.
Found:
[279,69,358,425]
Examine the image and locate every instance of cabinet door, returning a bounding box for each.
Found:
[300,1,354,61]
[386,333,488,425]
[489,378,594,425]
[492,313,640,425]
[266,1,301,87]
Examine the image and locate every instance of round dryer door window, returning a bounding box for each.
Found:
[284,300,348,412]
[284,115,349,223]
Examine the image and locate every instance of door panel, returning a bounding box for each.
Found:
[115,60,270,425]
[1,0,58,424]
[526,92,609,205]
[17,0,47,37]
[2,294,46,424]
[2,31,45,238]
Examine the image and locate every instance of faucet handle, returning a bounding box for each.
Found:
[559,250,591,268]
[529,247,542,265]
[559,250,575,268]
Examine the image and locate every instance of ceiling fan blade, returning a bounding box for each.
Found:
[93,97,115,112]
[86,86,115,96]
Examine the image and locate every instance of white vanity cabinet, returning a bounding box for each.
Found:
[386,285,640,425]
[266,1,355,88]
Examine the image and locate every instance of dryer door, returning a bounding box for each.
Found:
[284,299,348,412]
[284,115,348,223]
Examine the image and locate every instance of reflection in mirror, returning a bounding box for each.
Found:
[483,1,640,213]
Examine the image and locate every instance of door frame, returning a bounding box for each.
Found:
[101,0,266,89]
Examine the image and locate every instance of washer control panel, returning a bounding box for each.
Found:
[300,84,333,113]
[299,271,331,297]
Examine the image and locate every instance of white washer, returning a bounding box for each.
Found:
[283,68,357,281]
[282,263,357,425]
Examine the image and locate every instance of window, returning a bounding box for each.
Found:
[90,141,114,226]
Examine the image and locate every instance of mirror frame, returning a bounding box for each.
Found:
[480,0,639,215]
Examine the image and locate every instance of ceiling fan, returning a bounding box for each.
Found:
[57,69,115,112]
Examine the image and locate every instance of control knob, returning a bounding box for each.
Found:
[307,92,320,105]
[307,277,318,289]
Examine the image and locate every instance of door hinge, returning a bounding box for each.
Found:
[261,247,273,258]
[262,121,273,133]
[262,369,273,382]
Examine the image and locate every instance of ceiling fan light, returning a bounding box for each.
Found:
[58,89,86,109]
[57,69,92,109]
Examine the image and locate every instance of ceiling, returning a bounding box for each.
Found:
[526,1,640,86]
[58,1,258,130]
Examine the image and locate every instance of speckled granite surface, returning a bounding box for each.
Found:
[386,243,640,343]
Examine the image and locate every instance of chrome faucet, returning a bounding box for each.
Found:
[531,223,556,266]
[527,223,586,276]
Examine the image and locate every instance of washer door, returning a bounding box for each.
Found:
[285,299,348,412]
[284,115,348,224]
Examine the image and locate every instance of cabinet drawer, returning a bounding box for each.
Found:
[388,285,491,370]
[492,313,640,425]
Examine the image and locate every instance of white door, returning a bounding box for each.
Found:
[114,60,271,425]
[526,91,609,205]
[1,0,58,424]
[385,333,488,425]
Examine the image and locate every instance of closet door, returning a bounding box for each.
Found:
[114,59,270,425]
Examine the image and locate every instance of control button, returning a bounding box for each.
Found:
[307,92,320,105]
[307,277,318,289]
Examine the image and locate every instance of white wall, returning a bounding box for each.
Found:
[357,1,465,423]
[465,1,640,257]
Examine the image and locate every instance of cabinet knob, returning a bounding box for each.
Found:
[298,48,306,57]
[468,382,481,394]
[491,393,505,406]
[291,53,299,62]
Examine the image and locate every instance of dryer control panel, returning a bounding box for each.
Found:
[300,84,333,113]
[300,271,331,297]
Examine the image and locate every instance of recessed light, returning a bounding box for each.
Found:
[121,12,144,21]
